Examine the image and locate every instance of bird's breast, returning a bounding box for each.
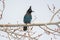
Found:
[24,15,32,23]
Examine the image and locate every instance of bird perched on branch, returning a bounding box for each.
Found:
[23,6,34,31]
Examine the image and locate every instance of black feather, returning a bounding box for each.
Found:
[23,26,27,31]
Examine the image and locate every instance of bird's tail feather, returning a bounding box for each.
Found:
[23,26,27,31]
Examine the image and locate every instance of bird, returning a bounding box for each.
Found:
[23,6,34,31]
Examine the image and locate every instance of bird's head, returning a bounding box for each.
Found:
[27,6,34,14]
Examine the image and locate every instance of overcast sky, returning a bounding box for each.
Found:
[0,0,60,40]
[0,0,60,24]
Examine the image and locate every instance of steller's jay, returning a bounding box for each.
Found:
[23,6,34,31]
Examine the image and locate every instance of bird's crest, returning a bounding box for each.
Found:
[26,6,34,14]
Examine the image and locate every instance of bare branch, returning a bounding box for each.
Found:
[0,21,60,27]
[52,4,55,12]
[47,4,54,13]
[44,24,60,33]
[0,0,5,20]
[47,4,60,22]
[50,9,60,22]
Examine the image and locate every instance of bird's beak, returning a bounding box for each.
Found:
[32,11,34,12]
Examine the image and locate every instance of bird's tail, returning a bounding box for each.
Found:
[23,26,27,31]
